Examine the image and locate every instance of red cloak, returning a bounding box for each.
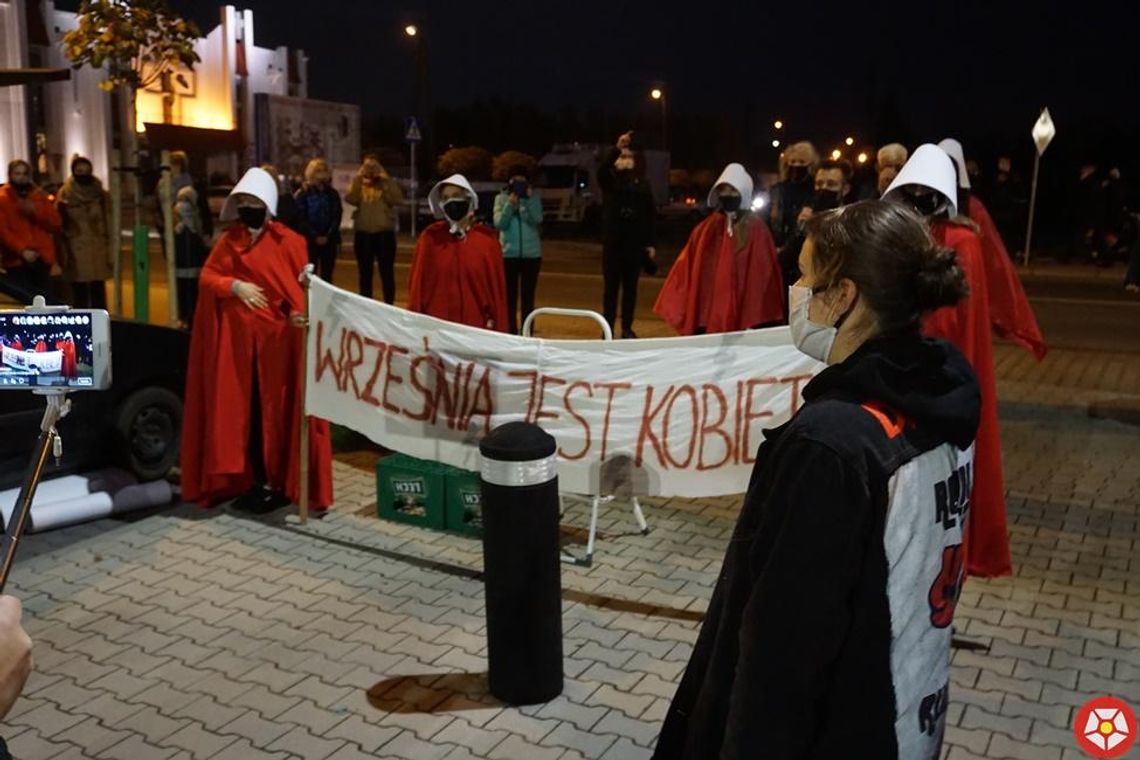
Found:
[923,221,1010,577]
[180,221,333,508]
[967,195,1047,360]
[34,340,46,352]
[0,185,61,269]
[55,338,77,378]
[654,213,786,334]
[408,222,509,332]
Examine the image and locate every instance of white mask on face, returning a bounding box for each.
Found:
[788,285,839,364]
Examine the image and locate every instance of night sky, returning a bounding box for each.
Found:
[56,1,1139,175]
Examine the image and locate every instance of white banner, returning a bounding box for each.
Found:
[1,345,63,374]
[306,277,821,497]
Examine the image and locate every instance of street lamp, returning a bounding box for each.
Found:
[772,139,780,148]
[845,136,854,146]
[857,152,868,164]
[403,21,430,236]
[831,149,842,160]
[774,120,783,130]
[650,86,668,150]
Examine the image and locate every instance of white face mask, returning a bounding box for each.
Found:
[788,285,839,364]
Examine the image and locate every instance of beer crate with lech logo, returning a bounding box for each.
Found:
[376,454,447,530]
[442,466,482,538]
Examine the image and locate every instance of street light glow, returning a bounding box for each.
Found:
[845,136,855,146]
[650,88,663,100]
[404,24,418,37]
[831,149,842,160]
[857,152,868,164]
[772,139,780,148]
[774,120,783,130]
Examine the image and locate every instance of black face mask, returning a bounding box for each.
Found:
[787,165,809,182]
[812,189,842,211]
[443,198,471,222]
[74,175,95,186]
[237,206,267,229]
[719,195,742,214]
[905,191,943,217]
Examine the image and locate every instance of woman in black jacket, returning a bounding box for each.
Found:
[655,201,981,760]
[598,132,656,338]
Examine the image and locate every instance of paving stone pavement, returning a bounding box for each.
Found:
[1,343,1138,758]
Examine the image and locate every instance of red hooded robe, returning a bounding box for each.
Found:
[180,221,333,508]
[654,213,785,334]
[966,195,1047,360]
[56,338,77,378]
[408,222,509,331]
[923,221,1010,577]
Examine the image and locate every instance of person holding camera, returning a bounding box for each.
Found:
[0,593,33,758]
[493,166,543,334]
[598,132,656,339]
[346,154,404,303]
[0,159,61,300]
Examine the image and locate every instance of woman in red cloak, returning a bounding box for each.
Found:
[939,139,1047,360]
[885,144,1011,577]
[654,163,785,334]
[180,168,333,513]
[55,332,77,378]
[408,174,509,332]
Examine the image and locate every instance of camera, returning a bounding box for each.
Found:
[0,309,111,391]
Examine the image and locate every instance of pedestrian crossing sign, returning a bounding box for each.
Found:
[405,117,422,143]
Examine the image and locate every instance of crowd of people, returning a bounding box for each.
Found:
[0,130,1132,759]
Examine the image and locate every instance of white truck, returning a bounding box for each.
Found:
[536,143,669,225]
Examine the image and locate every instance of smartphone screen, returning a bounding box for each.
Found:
[0,309,112,390]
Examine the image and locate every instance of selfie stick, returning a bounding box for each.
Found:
[0,297,72,592]
[297,265,314,525]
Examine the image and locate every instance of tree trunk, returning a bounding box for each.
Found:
[117,85,139,204]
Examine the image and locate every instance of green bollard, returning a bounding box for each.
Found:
[132,225,149,322]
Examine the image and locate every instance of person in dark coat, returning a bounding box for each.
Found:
[597,131,656,338]
[767,141,819,247]
[294,158,342,281]
[261,163,304,235]
[654,201,981,760]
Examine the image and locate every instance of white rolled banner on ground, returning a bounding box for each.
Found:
[305,277,822,497]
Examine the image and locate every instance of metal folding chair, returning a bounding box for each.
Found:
[522,307,650,567]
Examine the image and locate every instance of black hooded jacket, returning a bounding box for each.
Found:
[654,334,981,760]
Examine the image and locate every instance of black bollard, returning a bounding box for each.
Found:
[479,421,563,705]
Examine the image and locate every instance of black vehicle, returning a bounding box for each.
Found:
[0,284,189,491]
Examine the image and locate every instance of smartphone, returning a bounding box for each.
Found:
[0,309,112,391]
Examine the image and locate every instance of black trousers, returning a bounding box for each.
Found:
[602,242,642,332]
[308,240,338,282]
[354,230,397,303]
[504,257,542,334]
[175,277,199,328]
[71,281,107,310]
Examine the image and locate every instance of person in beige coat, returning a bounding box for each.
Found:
[345,154,404,302]
[56,156,113,308]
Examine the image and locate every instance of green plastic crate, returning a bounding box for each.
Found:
[376,454,447,530]
[443,466,483,538]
